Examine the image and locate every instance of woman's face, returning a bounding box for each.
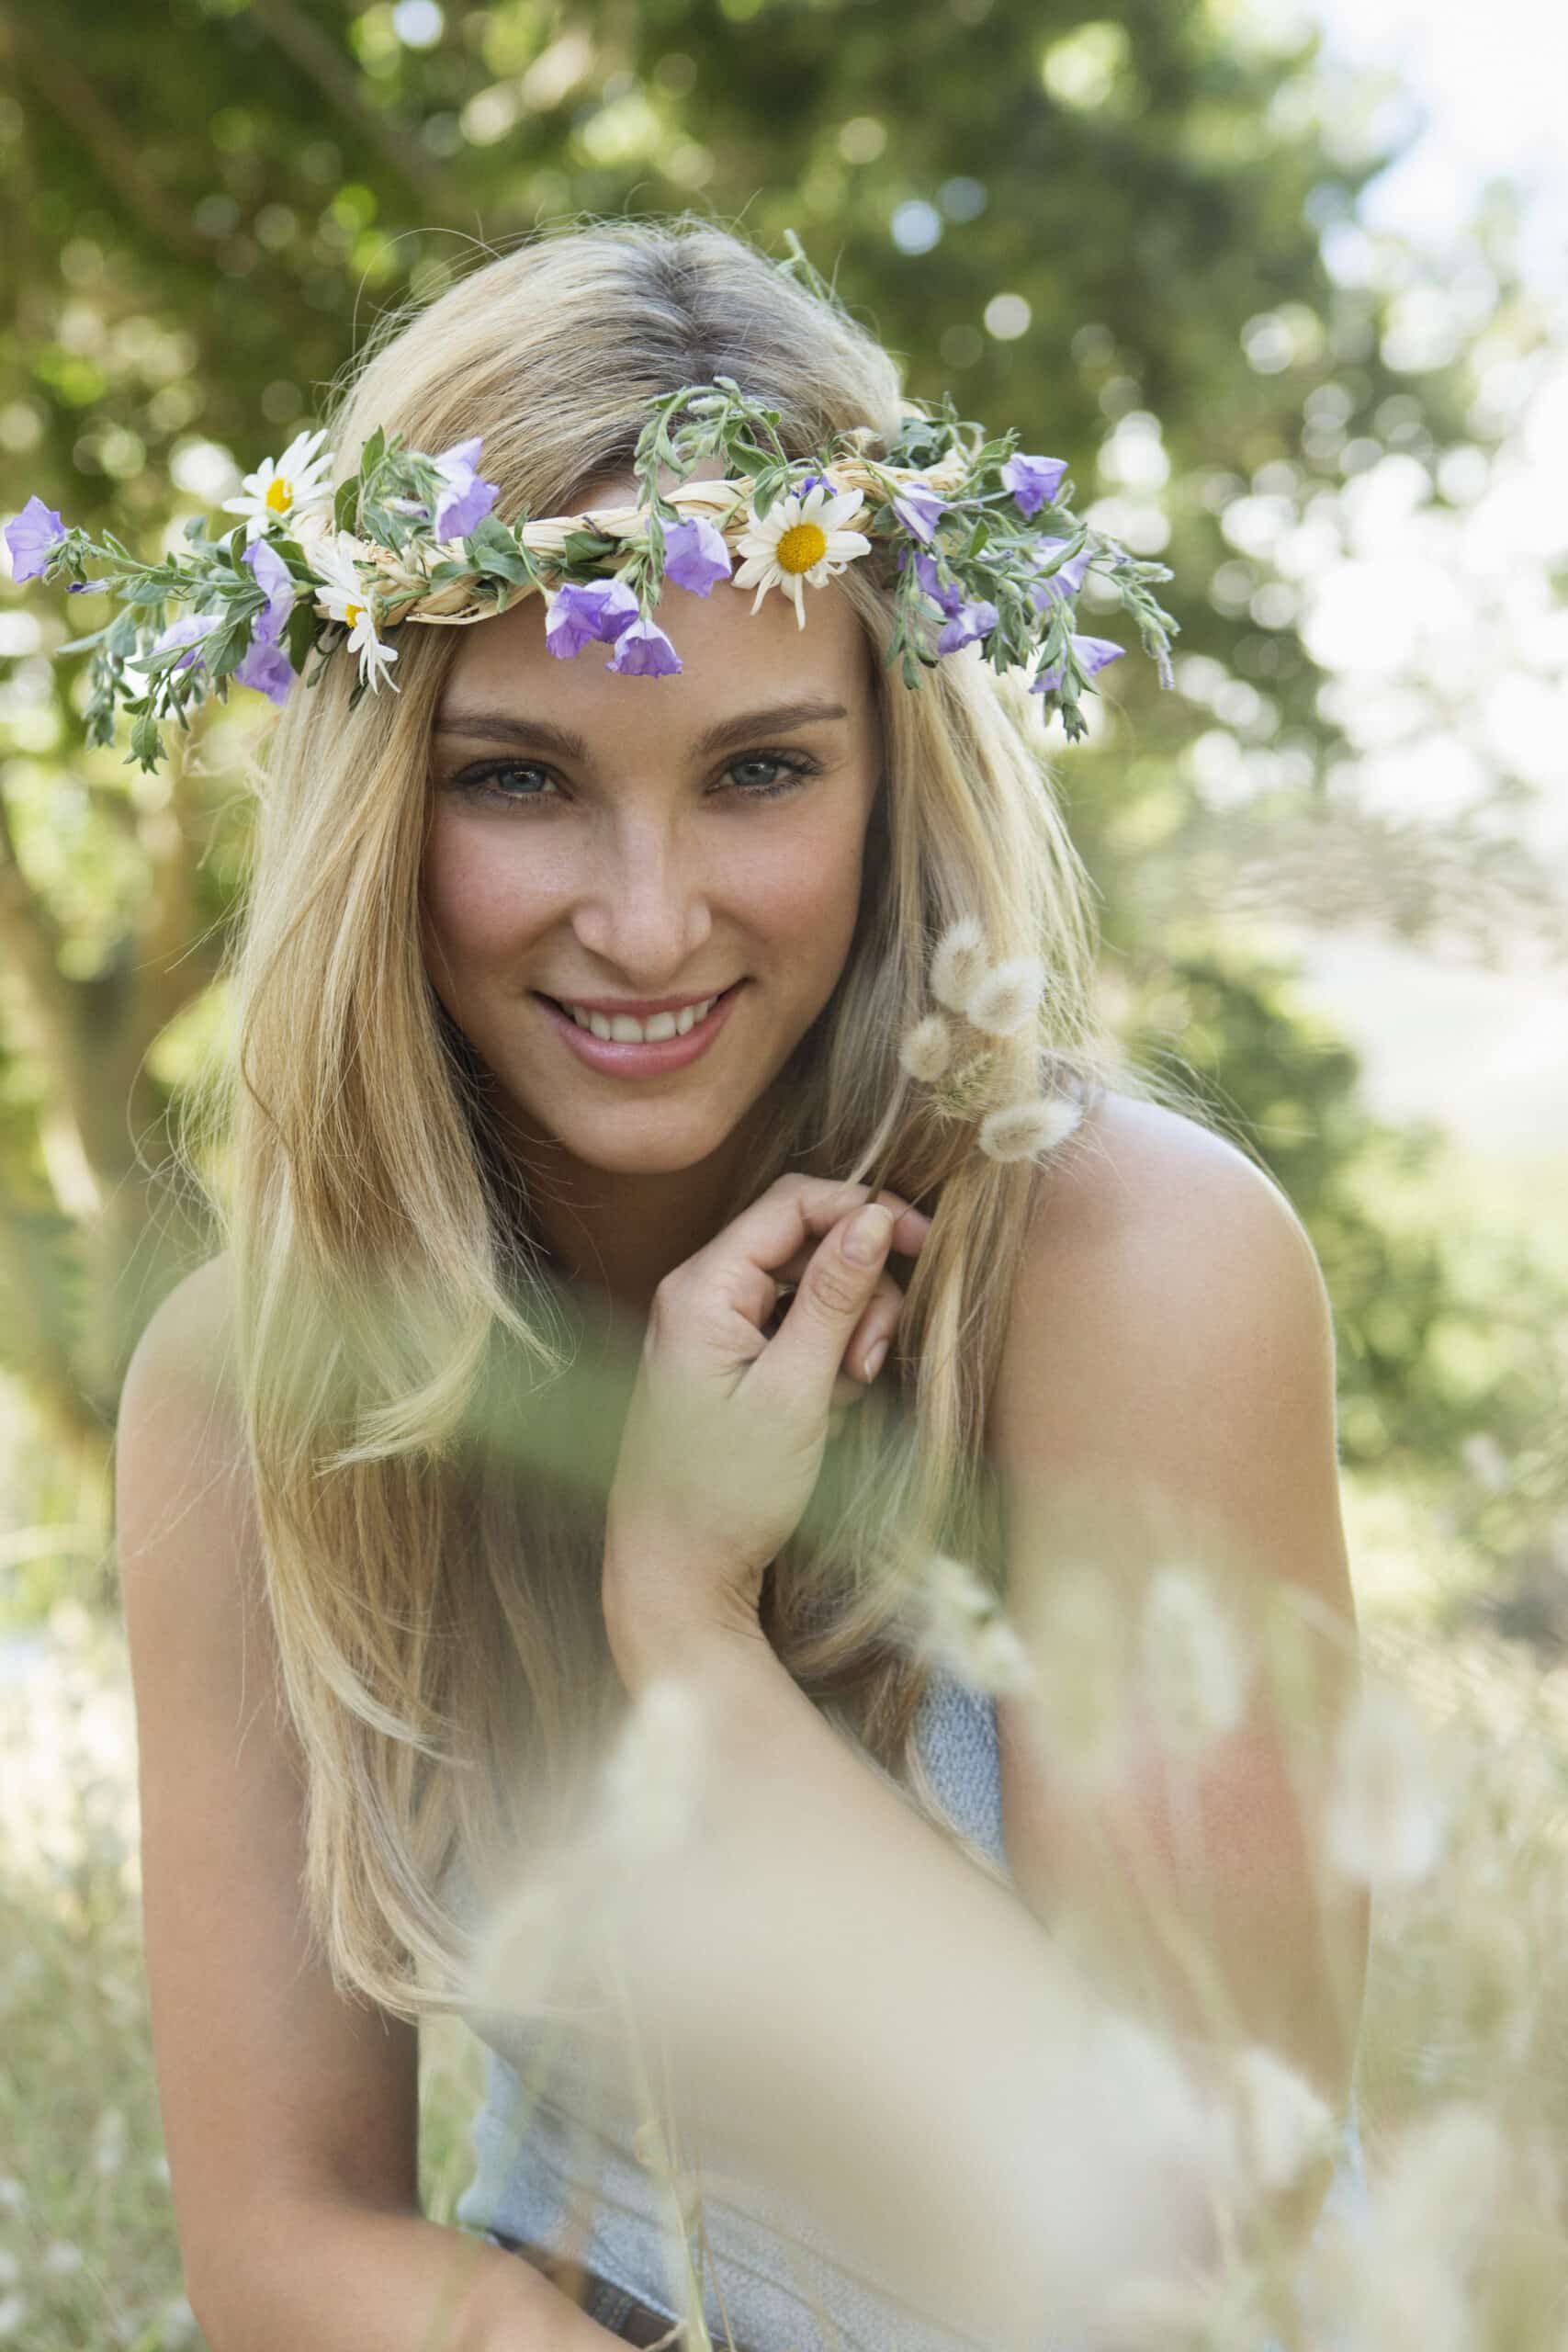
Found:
[422,492,884,1183]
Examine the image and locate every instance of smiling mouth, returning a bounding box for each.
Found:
[533,980,744,1033]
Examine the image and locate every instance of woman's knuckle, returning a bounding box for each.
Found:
[808,1259,864,1318]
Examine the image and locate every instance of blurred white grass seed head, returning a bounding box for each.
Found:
[1096,2254,1277,2352]
[910,1551,1037,1695]
[1325,1677,1448,1889]
[1024,1560,1134,1786]
[1138,1566,1253,1758]
[1225,2043,1338,2197]
[467,1678,708,2024]
[467,1861,576,2023]
[596,1676,707,1861]
[1380,2100,1510,2277]
[1296,2102,1511,2352]
[1074,2007,1246,2316]
[89,2105,127,2176]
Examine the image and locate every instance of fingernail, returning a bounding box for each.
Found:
[863,1340,888,1380]
[844,1204,895,1264]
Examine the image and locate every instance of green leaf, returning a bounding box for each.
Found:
[558,527,618,568]
[130,707,164,772]
[360,499,402,550]
[285,601,316,674]
[333,475,360,536]
[205,617,253,677]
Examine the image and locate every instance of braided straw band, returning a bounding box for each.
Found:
[368,447,975,630]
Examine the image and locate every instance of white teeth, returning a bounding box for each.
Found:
[562,993,719,1043]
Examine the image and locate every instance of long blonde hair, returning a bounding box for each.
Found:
[195,212,1133,2027]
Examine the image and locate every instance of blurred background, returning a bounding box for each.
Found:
[0,1,1564,2343]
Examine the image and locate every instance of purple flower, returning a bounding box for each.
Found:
[152,614,213,673]
[662,515,733,596]
[432,436,500,542]
[891,484,947,545]
[67,579,108,594]
[244,536,295,648]
[936,598,999,654]
[237,538,297,703]
[544,578,641,660]
[1030,634,1124,696]
[901,546,963,617]
[5,495,67,582]
[234,638,297,705]
[1028,537,1093,613]
[1002,454,1067,519]
[606,613,682,676]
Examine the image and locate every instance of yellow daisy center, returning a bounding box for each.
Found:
[344,601,364,628]
[775,520,828,575]
[265,476,294,513]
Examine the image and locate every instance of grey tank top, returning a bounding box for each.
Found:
[445,1668,1370,2351]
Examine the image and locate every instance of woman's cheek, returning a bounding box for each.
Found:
[422,814,547,975]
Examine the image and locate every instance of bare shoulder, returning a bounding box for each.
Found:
[123,1249,238,1401]
[118,1250,244,1469]
[116,1249,253,1588]
[989,1086,1341,1566]
[1023,1086,1318,1274]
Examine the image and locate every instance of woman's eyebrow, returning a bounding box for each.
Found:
[432,699,851,762]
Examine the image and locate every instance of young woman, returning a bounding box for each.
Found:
[109,216,1369,2352]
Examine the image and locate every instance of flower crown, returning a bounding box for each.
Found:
[6,379,1178,776]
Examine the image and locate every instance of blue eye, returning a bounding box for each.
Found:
[455,761,555,803]
[450,750,821,806]
[724,752,819,798]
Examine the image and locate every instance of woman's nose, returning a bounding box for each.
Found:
[569,823,713,972]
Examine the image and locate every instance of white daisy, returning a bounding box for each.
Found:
[310,529,400,695]
[730,479,872,628]
[220,426,334,545]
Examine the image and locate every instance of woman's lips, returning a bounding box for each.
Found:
[534,981,745,1074]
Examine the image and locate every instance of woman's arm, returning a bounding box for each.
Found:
[592,1614,1229,2352]
[194,2199,625,2352]
[588,1105,1365,2352]
[114,1264,623,2352]
[988,1096,1368,2116]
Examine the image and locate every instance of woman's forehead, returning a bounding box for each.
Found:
[438,567,875,745]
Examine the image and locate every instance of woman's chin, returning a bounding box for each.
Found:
[528,1105,751,1178]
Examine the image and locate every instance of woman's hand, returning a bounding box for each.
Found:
[602,1175,932,1688]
